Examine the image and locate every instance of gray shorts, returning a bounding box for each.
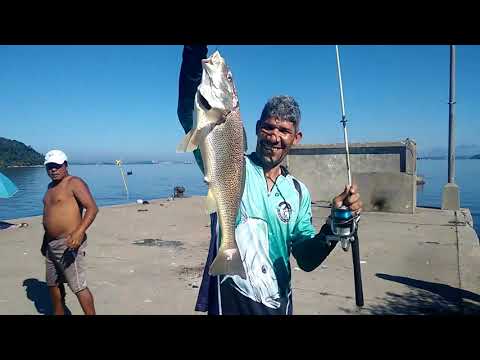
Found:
[45,236,88,294]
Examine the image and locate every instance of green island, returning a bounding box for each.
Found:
[0,137,44,168]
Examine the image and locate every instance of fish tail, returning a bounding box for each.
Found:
[209,248,246,279]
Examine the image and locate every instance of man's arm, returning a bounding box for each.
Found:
[290,184,337,272]
[67,177,99,249]
[292,223,337,272]
[292,184,363,271]
[177,45,208,173]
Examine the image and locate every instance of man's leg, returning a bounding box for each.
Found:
[63,240,95,314]
[75,288,96,315]
[49,285,65,315]
[46,247,65,315]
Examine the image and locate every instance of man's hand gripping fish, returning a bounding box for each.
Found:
[177,51,247,279]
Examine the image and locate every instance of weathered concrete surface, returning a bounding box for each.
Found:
[286,141,417,207]
[0,196,478,315]
[442,183,460,210]
[456,208,480,314]
[293,203,480,314]
[352,172,416,213]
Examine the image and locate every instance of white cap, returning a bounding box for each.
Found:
[44,150,68,165]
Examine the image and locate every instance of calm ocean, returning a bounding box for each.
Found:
[1,160,479,236]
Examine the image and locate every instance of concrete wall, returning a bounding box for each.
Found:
[286,140,417,213]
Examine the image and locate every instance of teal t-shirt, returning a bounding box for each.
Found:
[222,154,317,308]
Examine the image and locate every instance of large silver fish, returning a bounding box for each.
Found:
[177,50,246,279]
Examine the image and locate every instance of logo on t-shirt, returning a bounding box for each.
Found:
[277,201,292,223]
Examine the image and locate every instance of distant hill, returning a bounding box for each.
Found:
[417,155,475,160]
[0,137,44,168]
[418,144,480,158]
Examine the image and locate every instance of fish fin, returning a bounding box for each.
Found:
[176,128,202,153]
[205,188,217,214]
[209,249,246,279]
[243,126,248,153]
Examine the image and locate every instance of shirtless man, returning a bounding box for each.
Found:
[42,150,98,315]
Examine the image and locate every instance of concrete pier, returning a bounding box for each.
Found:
[0,196,478,315]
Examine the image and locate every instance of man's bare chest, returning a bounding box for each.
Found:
[44,185,74,207]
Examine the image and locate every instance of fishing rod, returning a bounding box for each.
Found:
[326,45,364,307]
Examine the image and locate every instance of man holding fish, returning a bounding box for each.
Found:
[177,45,362,315]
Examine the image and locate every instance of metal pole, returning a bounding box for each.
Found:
[448,45,456,184]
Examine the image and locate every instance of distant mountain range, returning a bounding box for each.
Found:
[417,144,480,159]
[3,135,479,166]
[0,137,44,168]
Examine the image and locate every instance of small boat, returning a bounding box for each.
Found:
[127,171,133,175]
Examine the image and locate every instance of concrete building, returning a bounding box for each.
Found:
[286,139,417,213]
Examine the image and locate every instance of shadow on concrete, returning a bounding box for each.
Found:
[22,278,72,315]
[0,221,15,229]
[341,273,480,315]
[416,205,442,210]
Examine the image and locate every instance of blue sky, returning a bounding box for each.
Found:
[1,45,479,162]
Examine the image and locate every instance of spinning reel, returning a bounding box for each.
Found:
[326,206,360,252]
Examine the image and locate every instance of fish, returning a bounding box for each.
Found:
[177,50,246,279]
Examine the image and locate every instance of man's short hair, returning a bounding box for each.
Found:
[259,95,301,129]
